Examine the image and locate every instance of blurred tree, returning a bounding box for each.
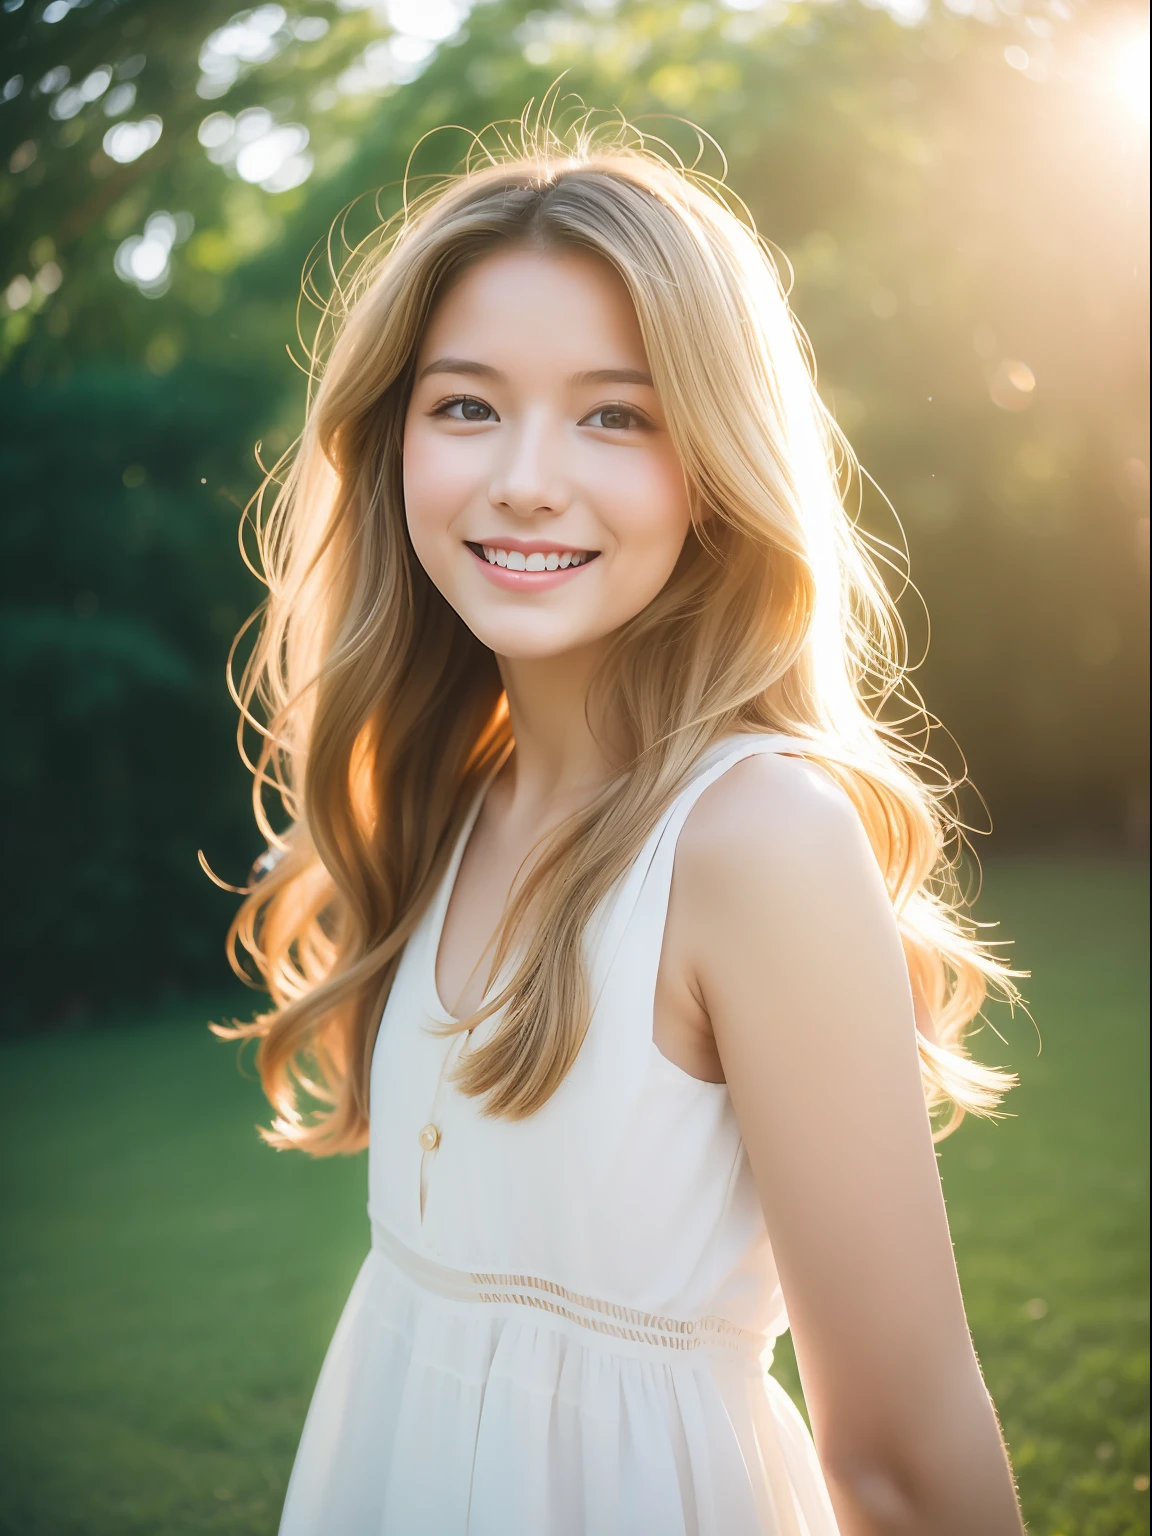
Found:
[0,0,1147,1024]
[0,363,259,1023]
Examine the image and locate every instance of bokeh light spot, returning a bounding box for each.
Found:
[113,209,194,296]
[4,274,32,311]
[79,66,112,102]
[103,115,163,164]
[9,139,37,173]
[49,85,85,120]
[37,65,69,93]
[989,359,1036,411]
[198,4,290,99]
[102,82,136,117]
[386,0,463,42]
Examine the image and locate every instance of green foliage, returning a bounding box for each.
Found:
[0,0,1147,1020]
[0,365,262,1022]
[0,862,1146,1531]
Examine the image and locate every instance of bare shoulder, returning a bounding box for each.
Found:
[675,749,877,908]
[674,748,913,1064]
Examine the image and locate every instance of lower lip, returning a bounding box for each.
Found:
[467,544,599,592]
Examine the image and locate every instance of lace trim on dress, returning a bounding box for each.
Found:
[372,1221,771,1359]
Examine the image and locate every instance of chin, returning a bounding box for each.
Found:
[464,612,597,661]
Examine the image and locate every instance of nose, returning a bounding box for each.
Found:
[487,413,571,520]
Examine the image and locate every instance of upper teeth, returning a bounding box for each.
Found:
[482,546,592,571]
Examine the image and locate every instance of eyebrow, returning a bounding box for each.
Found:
[417,357,501,383]
[416,357,654,388]
[572,367,654,387]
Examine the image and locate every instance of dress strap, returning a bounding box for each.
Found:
[651,731,813,865]
[586,732,814,1024]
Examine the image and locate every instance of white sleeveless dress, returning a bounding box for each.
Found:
[279,733,840,1535]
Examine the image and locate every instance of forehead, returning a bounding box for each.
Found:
[416,245,647,368]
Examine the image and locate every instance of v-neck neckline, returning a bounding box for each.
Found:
[424,743,514,1027]
[420,731,778,1029]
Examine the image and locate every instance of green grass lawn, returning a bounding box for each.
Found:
[0,859,1147,1535]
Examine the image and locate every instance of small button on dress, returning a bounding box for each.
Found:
[278,733,841,1536]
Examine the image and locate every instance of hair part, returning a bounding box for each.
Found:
[216,110,1020,1153]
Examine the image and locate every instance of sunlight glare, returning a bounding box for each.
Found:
[1113,27,1151,123]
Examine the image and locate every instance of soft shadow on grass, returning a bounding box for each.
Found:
[0,860,1147,1535]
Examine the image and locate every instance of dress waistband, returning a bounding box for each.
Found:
[371,1220,771,1362]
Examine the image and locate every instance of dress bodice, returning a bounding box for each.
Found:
[368,733,810,1340]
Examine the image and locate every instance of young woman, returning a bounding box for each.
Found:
[221,122,1026,1534]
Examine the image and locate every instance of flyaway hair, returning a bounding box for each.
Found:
[216,108,1020,1153]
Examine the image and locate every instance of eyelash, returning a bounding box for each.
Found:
[433,395,495,422]
[431,396,653,431]
[584,404,653,432]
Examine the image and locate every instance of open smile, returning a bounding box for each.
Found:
[465,540,601,591]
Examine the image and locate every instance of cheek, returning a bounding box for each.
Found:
[402,422,472,536]
[599,445,692,560]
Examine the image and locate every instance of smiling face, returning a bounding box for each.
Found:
[402,245,694,661]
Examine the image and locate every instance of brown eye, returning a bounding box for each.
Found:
[439,396,497,423]
[583,405,648,431]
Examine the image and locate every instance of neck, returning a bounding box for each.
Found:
[494,639,623,819]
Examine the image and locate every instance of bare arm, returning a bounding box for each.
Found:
[677,754,1023,1535]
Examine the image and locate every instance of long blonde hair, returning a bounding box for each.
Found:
[218,115,1019,1153]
